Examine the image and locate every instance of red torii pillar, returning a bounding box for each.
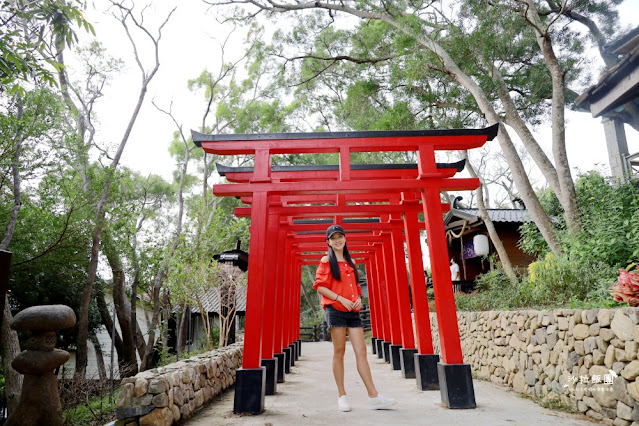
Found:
[194,125,497,413]
[271,220,289,385]
[402,195,439,390]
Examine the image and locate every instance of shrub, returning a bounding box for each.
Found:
[519,173,639,267]
[509,172,638,309]
[475,267,513,293]
[525,254,617,306]
[456,256,618,311]
[61,376,118,426]
[455,268,519,312]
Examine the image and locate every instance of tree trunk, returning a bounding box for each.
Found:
[54,32,94,379]
[89,330,107,382]
[76,225,103,379]
[524,0,580,235]
[218,281,237,348]
[130,224,147,360]
[130,271,147,360]
[1,299,22,415]
[490,64,561,196]
[0,94,25,414]
[177,305,190,356]
[103,235,138,376]
[134,319,147,361]
[219,305,238,348]
[196,297,211,351]
[95,283,126,372]
[140,265,165,370]
[161,297,170,356]
[463,151,517,282]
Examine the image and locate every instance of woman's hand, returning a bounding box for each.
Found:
[352,297,362,311]
[338,296,362,311]
[338,296,355,311]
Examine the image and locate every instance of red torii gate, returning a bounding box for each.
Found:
[226,168,456,387]
[193,125,498,414]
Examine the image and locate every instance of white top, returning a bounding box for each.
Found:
[450,262,460,281]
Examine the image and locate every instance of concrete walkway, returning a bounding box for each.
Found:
[186,341,594,425]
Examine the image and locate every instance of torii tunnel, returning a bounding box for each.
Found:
[192,125,499,414]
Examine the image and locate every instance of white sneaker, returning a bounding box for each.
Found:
[338,395,351,412]
[368,394,397,410]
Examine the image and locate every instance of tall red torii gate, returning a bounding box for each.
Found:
[193,125,498,414]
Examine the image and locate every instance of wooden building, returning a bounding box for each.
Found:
[444,208,536,287]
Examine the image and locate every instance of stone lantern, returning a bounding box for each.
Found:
[6,304,76,426]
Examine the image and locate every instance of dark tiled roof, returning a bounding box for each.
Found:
[197,286,247,313]
[192,124,499,146]
[459,208,532,223]
[605,26,639,55]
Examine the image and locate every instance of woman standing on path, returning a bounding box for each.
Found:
[313,224,397,412]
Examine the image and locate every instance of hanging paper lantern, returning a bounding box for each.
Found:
[473,234,489,256]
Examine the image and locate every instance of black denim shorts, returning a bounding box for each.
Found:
[325,305,363,328]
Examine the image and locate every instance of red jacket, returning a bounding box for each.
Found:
[313,261,363,312]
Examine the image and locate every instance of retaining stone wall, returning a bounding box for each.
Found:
[429,308,639,425]
[115,342,243,425]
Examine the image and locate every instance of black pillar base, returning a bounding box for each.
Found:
[376,339,384,359]
[233,368,266,414]
[371,337,377,354]
[383,341,391,363]
[400,348,417,378]
[390,344,402,370]
[288,344,296,365]
[415,354,440,390]
[296,339,302,357]
[437,362,476,409]
[282,347,292,373]
[274,353,286,383]
[260,358,278,395]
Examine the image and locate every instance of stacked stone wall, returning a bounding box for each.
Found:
[429,308,639,425]
[115,342,243,425]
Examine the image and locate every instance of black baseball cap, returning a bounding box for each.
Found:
[326,224,345,239]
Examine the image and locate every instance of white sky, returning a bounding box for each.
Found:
[81,0,639,184]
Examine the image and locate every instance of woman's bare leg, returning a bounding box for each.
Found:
[349,327,379,397]
[331,327,348,396]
